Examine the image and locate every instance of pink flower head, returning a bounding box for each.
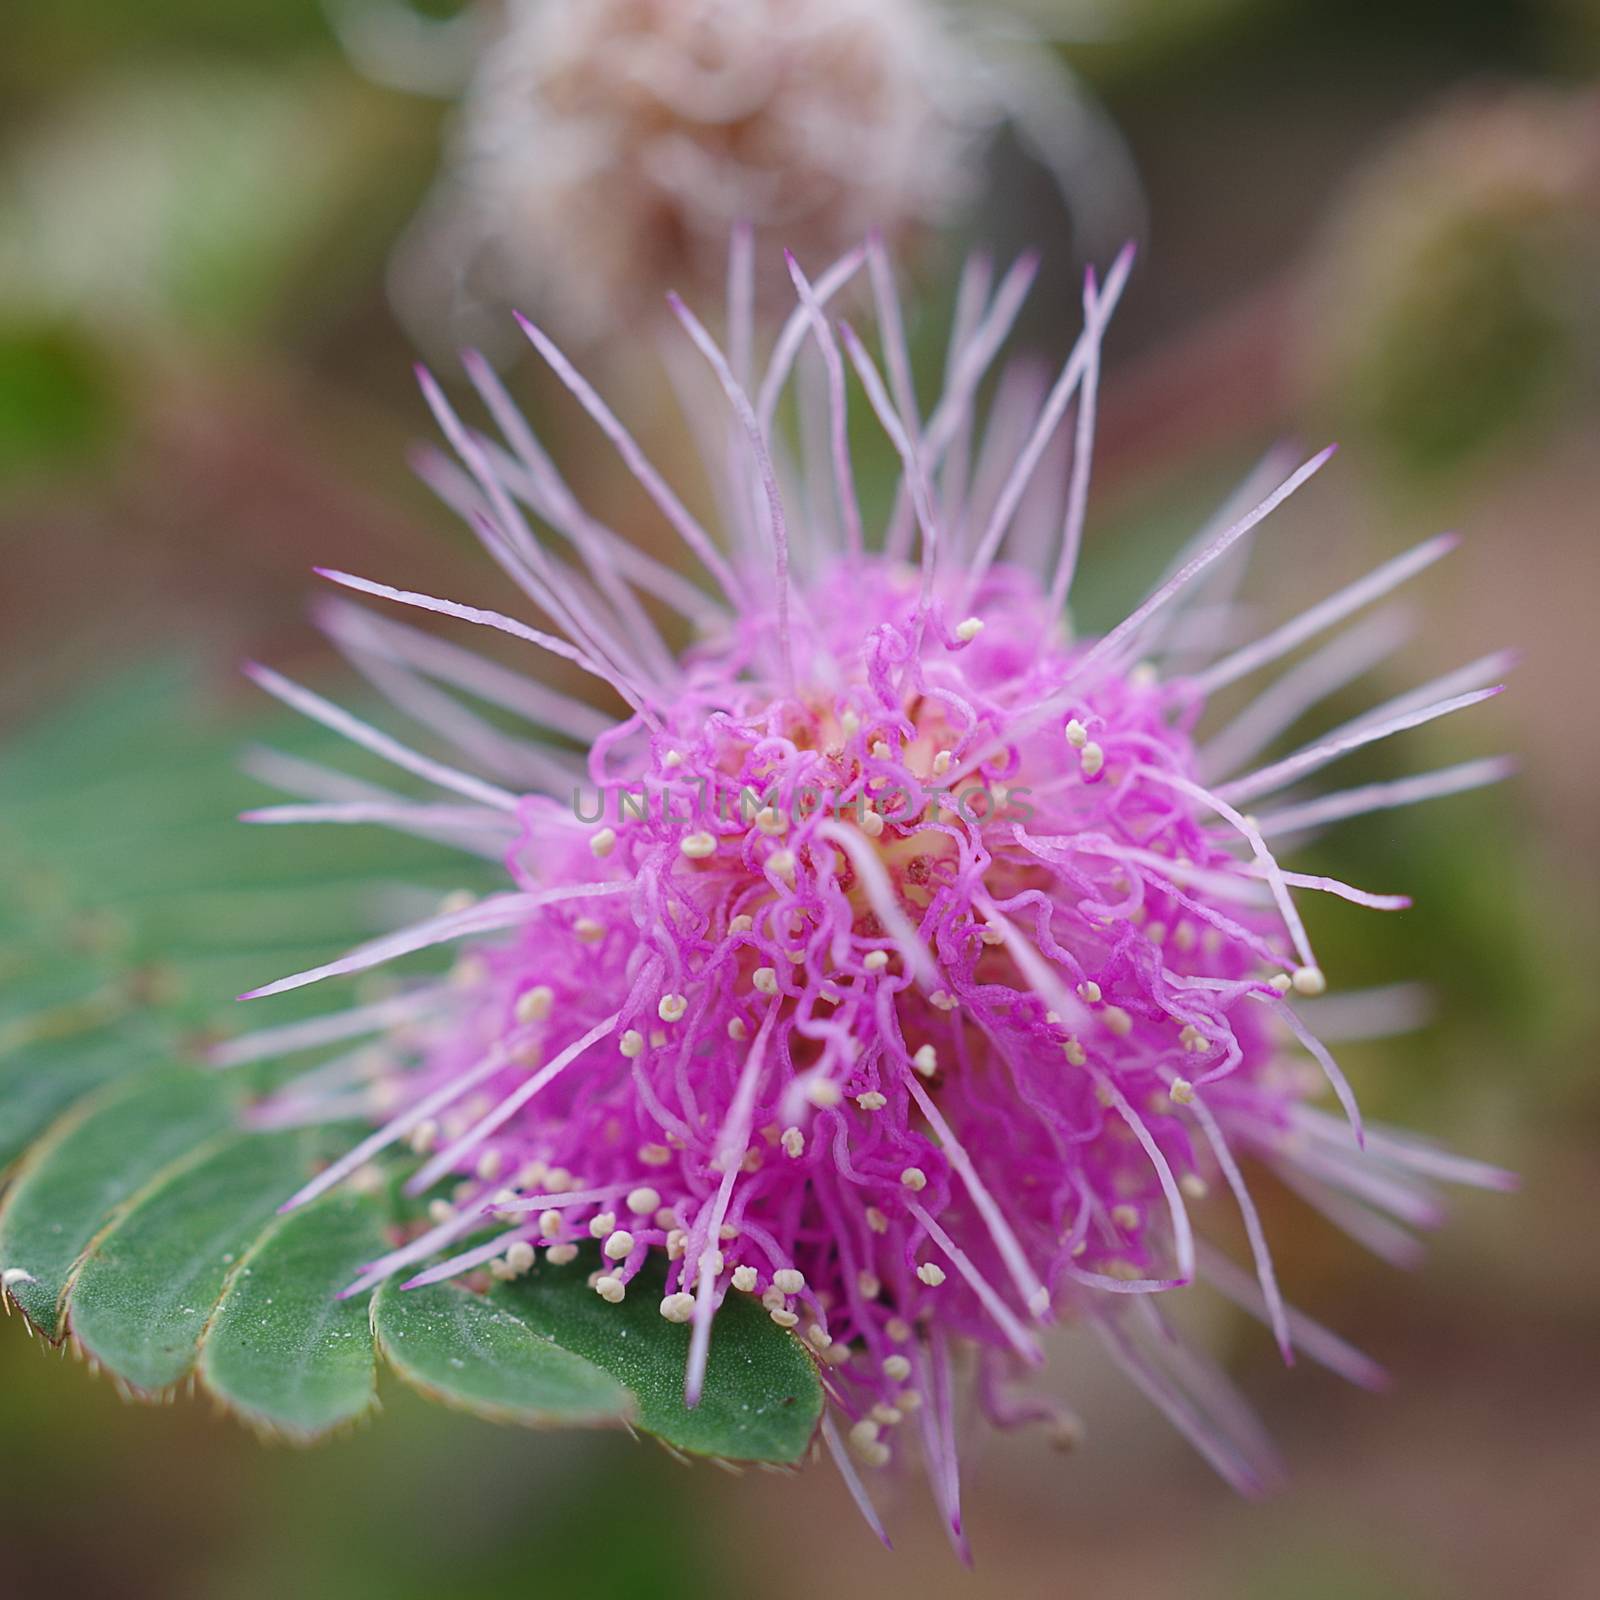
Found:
[230,236,1515,1552]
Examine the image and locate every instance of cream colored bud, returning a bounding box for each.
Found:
[515,985,554,1024]
[659,1292,695,1323]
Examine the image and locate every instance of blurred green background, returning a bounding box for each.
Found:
[3,2,1597,1596]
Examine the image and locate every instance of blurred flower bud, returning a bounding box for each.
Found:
[1296,86,1600,479]
[388,0,1059,348]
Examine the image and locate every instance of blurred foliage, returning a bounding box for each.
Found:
[0,62,426,351]
[0,37,438,504]
[3,0,334,96]
[0,318,120,480]
[1,1333,726,1600]
[1294,791,1585,1114]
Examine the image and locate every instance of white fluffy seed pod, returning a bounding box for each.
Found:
[392,0,999,343]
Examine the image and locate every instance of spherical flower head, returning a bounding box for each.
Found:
[241,239,1515,1549]
[1298,83,1600,475]
[398,0,993,343]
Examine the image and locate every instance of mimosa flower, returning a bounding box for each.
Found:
[227,238,1514,1554]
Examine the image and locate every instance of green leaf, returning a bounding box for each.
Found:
[374,1278,634,1429]
[2,664,823,1460]
[0,318,118,479]
[197,1191,387,1440]
[495,1248,823,1464]
[0,1066,236,1333]
[67,1128,337,1394]
[0,1019,167,1173]
[0,659,486,1117]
